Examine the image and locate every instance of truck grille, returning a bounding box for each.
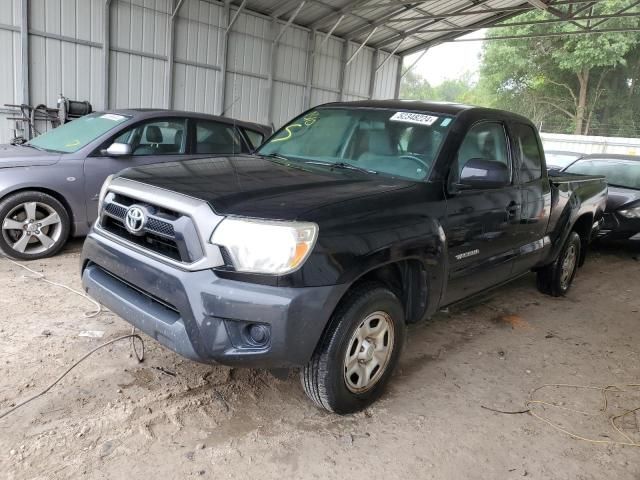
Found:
[100,194,201,263]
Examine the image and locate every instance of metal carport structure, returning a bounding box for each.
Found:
[0,0,638,142]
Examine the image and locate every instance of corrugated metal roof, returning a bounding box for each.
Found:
[234,0,538,54]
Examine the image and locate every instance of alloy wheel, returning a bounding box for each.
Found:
[1,202,63,255]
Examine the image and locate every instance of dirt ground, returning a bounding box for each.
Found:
[1,238,639,480]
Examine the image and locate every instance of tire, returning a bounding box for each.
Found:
[536,231,581,297]
[0,191,70,260]
[301,282,406,414]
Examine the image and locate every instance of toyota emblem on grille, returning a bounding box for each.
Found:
[125,206,147,234]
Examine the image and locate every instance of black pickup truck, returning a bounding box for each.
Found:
[81,101,607,413]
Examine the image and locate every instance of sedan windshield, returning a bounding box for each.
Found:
[27,112,130,153]
[565,158,640,190]
[258,108,454,181]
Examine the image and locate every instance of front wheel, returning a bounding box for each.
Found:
[0,191,70,260]
[301,283,406,414]
[536,231,581,297]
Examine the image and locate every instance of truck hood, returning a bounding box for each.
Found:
[117,155,417,219]
[0,144,61,168]
[607,185,640,211]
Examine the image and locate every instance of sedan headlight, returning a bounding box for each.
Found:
[619,206,640,218]
[98,174,114,214]
[211,218,318,274]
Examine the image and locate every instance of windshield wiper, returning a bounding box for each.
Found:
[304,160,378,175]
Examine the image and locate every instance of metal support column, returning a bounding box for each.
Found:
[303,29,316,109]
[19,0,29,108]
[338,40,348,101]
[165,0,185,109]
[266,18,278,127]
[393,55,403,99]
[368,49,378,99]
[217,0,231,115]
[103,0,113,109]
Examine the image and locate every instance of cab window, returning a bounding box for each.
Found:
[456,122,510,177]
[512,123,543,182]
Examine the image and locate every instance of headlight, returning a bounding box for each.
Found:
[211,218,318,274]
[98,174,114,214]
[619,206,640,218]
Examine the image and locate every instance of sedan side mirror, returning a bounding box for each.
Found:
[457,158,510,190]
[103,142,132,157]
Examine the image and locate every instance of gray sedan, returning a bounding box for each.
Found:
[0,109,271,260]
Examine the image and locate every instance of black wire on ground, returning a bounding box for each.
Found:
[0,334,145,421]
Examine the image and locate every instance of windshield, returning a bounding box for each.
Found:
[28,112,131,153]
[258,107,454,181]
[545,152,582,169]
[565,158,640,190]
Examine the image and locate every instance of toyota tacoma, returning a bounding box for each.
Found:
[81,101,607,413]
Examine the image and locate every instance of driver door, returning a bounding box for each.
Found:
[442,121,522,304]
[83,118,189,224]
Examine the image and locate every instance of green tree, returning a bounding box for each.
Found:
[478,0,640,135]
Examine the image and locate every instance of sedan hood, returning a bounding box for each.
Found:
[0,144,61,168]
[117,155,416,220]
[607,185,640,211]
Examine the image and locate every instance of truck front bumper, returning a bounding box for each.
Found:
[81,232,347,368]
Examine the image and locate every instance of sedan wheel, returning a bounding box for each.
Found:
[0,192,70,260]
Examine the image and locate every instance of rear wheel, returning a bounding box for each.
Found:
[536,231,581,297]
[301,283,406,414]
[0,191,70,260]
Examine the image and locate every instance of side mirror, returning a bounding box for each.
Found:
[457,158,510,190]
[103,142,132,157]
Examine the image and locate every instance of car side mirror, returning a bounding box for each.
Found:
[457,158,510,190]
[103,142,132,157]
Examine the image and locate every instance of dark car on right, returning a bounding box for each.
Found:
[563,153,640,240]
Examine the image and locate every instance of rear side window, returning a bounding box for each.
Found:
[512,123,543,182]
[243,129,265,149]
[194,120,243,154]
[457,122,510,176]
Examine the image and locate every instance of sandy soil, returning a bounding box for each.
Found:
[1,238,639,479]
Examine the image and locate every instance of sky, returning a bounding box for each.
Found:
[403,30,486,86]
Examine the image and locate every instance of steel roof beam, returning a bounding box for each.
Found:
[372,0,496,49]
[450,27,640,42]
[226,0,248,33]
[273,1,306,45]
[412,11,640,33]
[346,26,378,66]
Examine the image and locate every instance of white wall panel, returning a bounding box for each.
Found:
[344,42,373,98]
[373,54,398,99]
[309,88,338,108]
[224,72,268,124]
[109,51,165,108]
[311,34,342,91]
[227,11,270,76]
[111,0,168,56]
[0,0,400,141]
[275,26,307,84]
[173,64,220,114]
[272,81,304,127]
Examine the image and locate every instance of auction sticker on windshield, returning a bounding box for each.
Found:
[390,111,439,126]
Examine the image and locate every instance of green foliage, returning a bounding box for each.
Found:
[478,0,640,135]
[401,0,640,137]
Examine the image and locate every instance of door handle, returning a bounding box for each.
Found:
[506,202,521,220]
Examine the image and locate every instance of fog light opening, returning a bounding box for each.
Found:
[246,324,270,347]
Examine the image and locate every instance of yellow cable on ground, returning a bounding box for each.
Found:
[525,383,640,448]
